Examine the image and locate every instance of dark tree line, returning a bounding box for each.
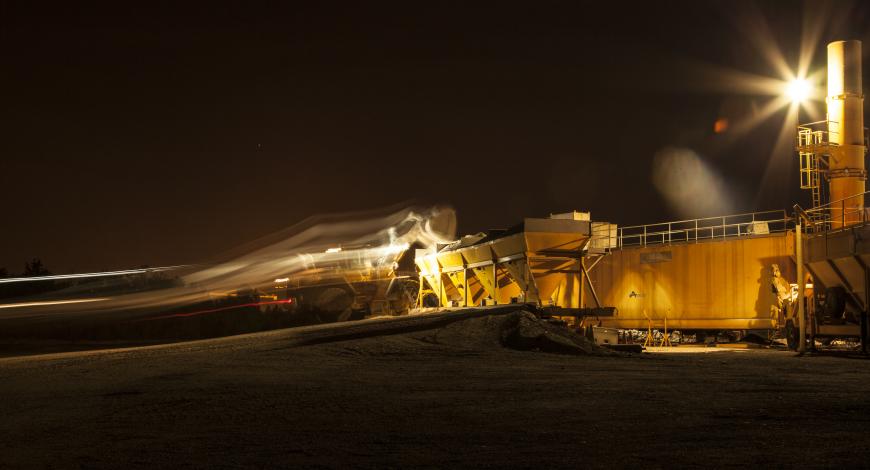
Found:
[23,258,51,277]
[0,258,53,299]
[0,258,51,278]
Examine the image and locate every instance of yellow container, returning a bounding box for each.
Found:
[589,233,795,330]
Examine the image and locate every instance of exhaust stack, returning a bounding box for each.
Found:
[827,40,865,228]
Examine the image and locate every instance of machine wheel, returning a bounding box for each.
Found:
[312,287,355,323]
[313,287,353,311]
[400,279,421,310]
[385,279,419,315]
[421,293,440,308]
[785,321,798,351]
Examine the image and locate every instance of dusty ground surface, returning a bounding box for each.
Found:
[2,311,870,468]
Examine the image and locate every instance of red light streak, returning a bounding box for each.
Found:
[141,299,293,321]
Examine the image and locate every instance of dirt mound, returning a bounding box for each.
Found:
[430,310,611,355]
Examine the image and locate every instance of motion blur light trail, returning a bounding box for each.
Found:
[0,205,455,323]
[0,298,110,310]
[0,266,184,284]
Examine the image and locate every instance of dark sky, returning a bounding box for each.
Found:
[2,1,870,273]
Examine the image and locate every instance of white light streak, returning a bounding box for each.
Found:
[0,298,110,309]
[0,266,186,284]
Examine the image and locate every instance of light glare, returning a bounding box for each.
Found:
[786,79,811,102]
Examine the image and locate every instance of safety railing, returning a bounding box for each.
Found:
[796,119,870,151]
[618,210,791,248]
[796,120,838,150]
[803,191,870,233]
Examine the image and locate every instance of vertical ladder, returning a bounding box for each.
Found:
[798,127,825,209]
[800,151,822,208]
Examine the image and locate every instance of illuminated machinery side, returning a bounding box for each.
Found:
[414,211,617,318]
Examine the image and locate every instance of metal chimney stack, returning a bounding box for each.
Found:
[827,40,865,228]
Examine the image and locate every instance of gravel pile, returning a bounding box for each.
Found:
[431,309,612,355]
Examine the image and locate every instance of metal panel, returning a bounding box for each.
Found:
[462,244,494,265]
[489,233,525,260]
[831,257,866,305]
[807,260,840,290]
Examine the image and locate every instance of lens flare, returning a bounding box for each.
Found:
[652,147,734,218]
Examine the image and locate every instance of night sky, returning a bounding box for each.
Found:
[3,1,870,274]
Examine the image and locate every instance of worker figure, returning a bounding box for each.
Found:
[770,263,792,324]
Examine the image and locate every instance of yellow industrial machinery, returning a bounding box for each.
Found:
[415,212,617,316]
[789,195,870,351]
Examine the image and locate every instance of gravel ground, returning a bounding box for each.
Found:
[2,312,869,468]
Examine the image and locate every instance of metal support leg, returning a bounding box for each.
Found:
[463,267,469,307]
[580,259,602,308]
[439,272,445,309]
[492,264,498,305]
[418,273,423,308]
[796,223,807,354]
[863,265,869,355]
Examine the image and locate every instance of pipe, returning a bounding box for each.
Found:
[827,40,865,228]
[793,204,812,226]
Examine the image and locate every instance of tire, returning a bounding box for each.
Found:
[385,279,418,315]
[313,287,354,312]
[310,287,355,323]
[421,293,440,308]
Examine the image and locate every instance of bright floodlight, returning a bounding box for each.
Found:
[786,78,811,103]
